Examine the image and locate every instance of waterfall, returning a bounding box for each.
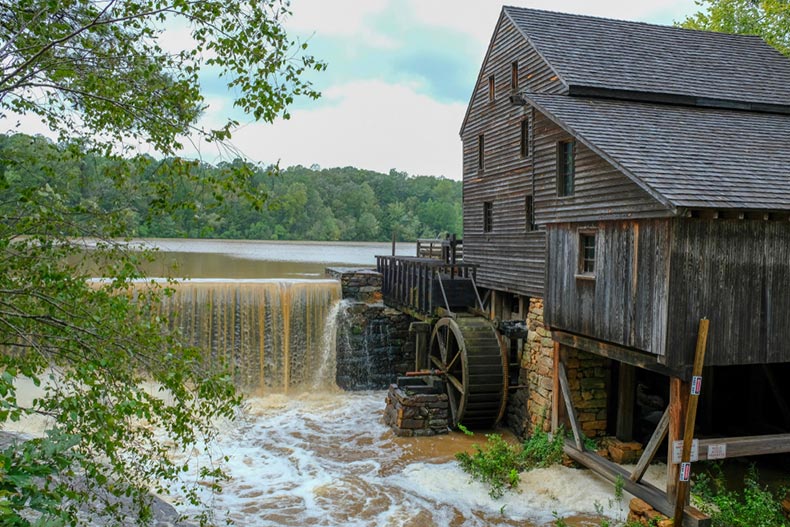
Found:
[153,279,342,393]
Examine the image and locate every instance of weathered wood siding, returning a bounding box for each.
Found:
[545,220,670,355]
[665,219,790,368]
[462,15,565,298]
[532,111,672,224]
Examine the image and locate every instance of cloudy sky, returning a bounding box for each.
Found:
[17,0,702,180]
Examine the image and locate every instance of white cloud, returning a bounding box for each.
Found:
[287,0,398,48]
[209,80,465,179]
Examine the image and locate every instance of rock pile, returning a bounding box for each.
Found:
[384,378,449,437]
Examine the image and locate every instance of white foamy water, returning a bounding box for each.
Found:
[173,391,625,527]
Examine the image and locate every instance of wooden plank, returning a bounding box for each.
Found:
[616,363,636,440]
[695,433,790,460]
[558,361,583,450]
[551,340,560,433]
[631,406,669,483]
[673,319,709,524]
[667,377,689,501]
[552,330,684,378]
[563,441,710,527]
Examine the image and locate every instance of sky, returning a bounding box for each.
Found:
[13,0,702,180]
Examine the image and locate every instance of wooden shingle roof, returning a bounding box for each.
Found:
[525,94,790,210]
[505,6,790,111]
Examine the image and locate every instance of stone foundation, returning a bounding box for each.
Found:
[506,297,610,439]
[327,267,415,390]
[384,378,449,437]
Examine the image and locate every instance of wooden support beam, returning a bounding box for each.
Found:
[552,341,560,433]
[552,330,685,378]
[667,377,689,501]
[558,361,584,450]
[617,363,636,441]
[631,406,669,483]
[563,441,710,527]
[695,433,790,460]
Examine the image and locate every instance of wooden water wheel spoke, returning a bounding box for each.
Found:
[429,316,507,429]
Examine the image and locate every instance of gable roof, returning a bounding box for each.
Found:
[504,6,790,110]
[525,93,790,210]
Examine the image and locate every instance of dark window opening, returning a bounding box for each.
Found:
[478,134,485,171]
[579,232,596,275]
[520,119,529,158]
[557,140,575,197]
[483,202,493,233]
[525,195,536,232]
[511,61,519,92]
[488,75,495,101]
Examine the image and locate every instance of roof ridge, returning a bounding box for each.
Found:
[502,5,765,41]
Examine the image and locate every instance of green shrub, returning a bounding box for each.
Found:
[455,427,565,499]
[693,465,788,527]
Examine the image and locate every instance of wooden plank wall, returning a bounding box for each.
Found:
[666,219,790,368]
[462,16,564,298]
[532,112,671,224]
[545,220,671,356]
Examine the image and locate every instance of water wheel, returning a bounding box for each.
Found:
[429,316,507,429]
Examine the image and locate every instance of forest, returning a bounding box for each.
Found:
[0,133,462,242]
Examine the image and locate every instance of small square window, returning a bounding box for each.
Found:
[483,201,493,233]
[579,232,596,276]
[511,61,519,92]
[478,134,485,171]
[520,119,529,158]
[488,75,495,102]
[557,140,575,197]
[525,195,536,232]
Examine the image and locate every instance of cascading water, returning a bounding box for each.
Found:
[153,279,342,393]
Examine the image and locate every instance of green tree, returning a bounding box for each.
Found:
[680,0,790,56]
[0,0,322,525]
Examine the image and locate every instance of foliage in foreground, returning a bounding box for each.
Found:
[679,0,790,57]
[0,0,322,525]
[693,465,789,527]
[455,427,564,499]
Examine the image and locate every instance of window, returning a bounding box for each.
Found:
[511,61,519,92]
[525,195,535,231]
[557,140,575,197]
[478,134,485,171]
[520,119,529,158]
[483,202,493,232]
[488,75,495,102]
[579,232,596,276]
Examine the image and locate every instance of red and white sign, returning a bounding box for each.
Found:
[691,376,703,395]
[679,462,692,482]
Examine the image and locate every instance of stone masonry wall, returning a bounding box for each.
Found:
[506,297,609,439]
[326,267,415,390]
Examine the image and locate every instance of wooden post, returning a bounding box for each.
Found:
[391,230,396,256]
[617,363,636,441]
[667,377,689,501]
[673,318,710,526]
[552,341,561,433]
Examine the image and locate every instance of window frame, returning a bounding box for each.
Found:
[556,139,576,197]
[483,201,493,233]
[576,228,597,280]
[478,134,485,172]
[488,74,495,102]
[511,61,519,92]
[525,195,536,232]
[519,118,530,158]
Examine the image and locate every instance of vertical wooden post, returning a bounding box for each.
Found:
[391,230,396,256]
[667,376,689,501]
[552,340,561,433]
[616,363,636,441]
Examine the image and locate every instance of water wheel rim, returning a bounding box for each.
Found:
[429,318,468,427]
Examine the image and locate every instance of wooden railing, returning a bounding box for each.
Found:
[376,255,479,318]
[415,236,463,263]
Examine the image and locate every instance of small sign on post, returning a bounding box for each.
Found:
[690,376,703,395]
[679,462,692,482]
[707,443,727,460]
[672,439,698,464]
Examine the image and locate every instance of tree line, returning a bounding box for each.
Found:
[1,133,462,243]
